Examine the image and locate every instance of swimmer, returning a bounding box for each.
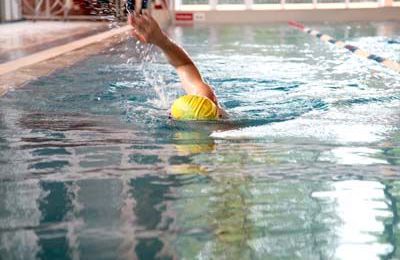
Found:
[127,12,227,121]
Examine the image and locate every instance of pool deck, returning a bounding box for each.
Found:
[0,30,131,96]
[0,21,132,97]
[0,21,112,63]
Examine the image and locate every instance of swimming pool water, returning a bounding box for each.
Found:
[0,22,400,259]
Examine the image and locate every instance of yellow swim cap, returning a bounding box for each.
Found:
[170,95,218,120]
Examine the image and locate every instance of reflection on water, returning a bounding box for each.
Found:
[313,181,394,260]
[1,22,400,259]
[2,178,400,259]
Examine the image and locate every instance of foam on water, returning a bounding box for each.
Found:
[212,118,390,143]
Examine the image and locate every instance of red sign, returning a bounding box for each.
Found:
[175,13,193,21]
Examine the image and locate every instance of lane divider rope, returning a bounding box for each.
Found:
[288,20,400,74]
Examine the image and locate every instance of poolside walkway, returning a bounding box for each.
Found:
[0,21,132,96]
[0,21,111,63]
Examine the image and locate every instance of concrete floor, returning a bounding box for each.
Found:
[0,21,110,63]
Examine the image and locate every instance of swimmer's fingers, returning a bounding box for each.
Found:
[141,9,151,16]
[135,15,150,33]
[128,14,144,33]
[141,11,151,21]
[128,15,147,42]
[140,13,163,40]
[128,14,135,26]
[137,13,151,28]
[143,12,156,24]
[130,29,147,43]
[143,12,160,31]
[129,12,161,44]
[128,13,146,29]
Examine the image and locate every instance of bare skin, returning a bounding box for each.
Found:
[128,12,227,118]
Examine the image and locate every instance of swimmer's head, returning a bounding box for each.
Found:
[170,95,218,121]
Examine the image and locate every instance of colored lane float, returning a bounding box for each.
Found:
[288,20,400,74]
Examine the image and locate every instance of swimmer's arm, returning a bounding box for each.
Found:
[156,36,218,104]
[128,13,217,104]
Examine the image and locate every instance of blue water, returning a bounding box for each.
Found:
[0,22,400,259]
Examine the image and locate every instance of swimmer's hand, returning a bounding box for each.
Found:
[128,13,166,45]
